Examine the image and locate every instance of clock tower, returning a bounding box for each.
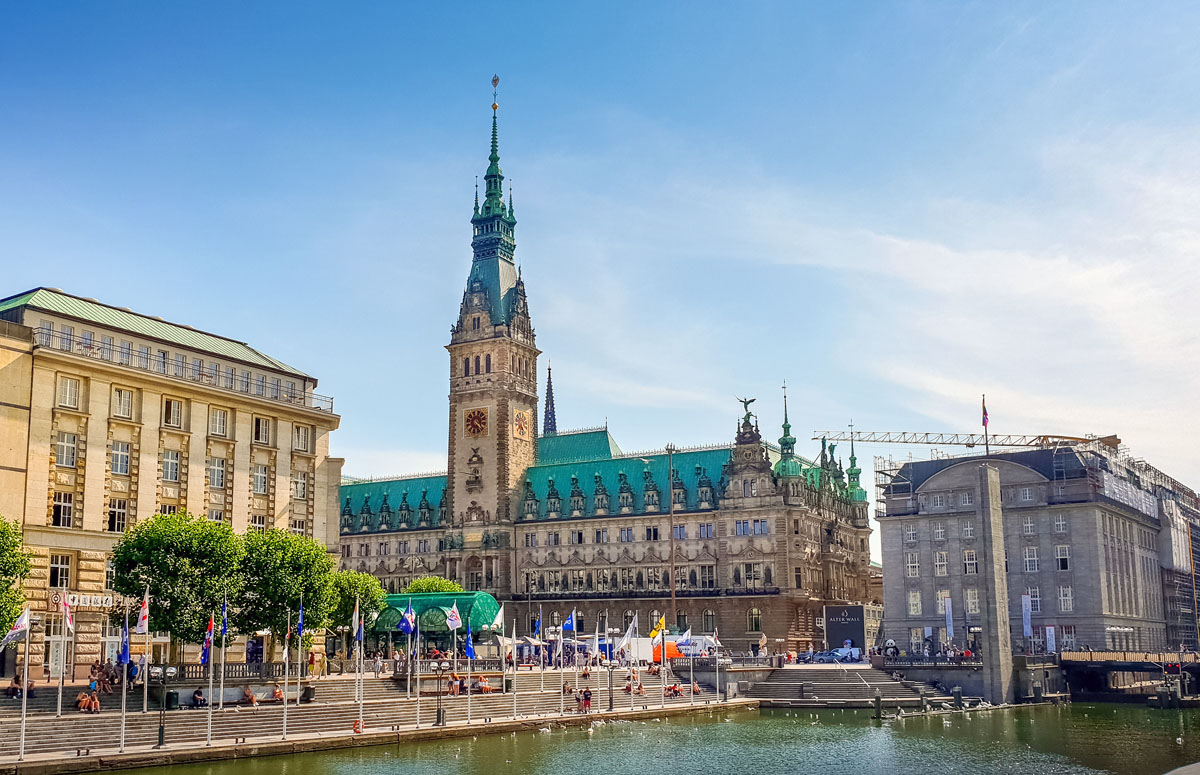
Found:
[446,79,539,592]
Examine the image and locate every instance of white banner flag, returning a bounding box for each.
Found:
[944,596,954,641]
[1021,594,1033,638]
[1045,625,1057,653]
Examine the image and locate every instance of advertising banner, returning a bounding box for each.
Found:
[823,605,867,651]
[1021,594,1033,638]
[1046,624,1057,653]
[945,596,954,640]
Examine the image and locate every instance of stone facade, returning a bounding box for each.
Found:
[0,289,342,677]
[878,446,1184,655]
[338,104,876,654]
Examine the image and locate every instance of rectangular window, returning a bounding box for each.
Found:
[250,512,267,532]
[620,527,633,543]
[58,325,73,350]
[963,549,978,575]
[905,551,920,578]
[907,589,922,616]
[55,432,77,467]
[293,425,311,452]
[595,528,608,543]
[1023,546,1039,573]
[910,628,924,652]
[547,532,560,546]
[699,523,714,539]
[271,378,281,399]
[1026,586,1041,613]
[159,504,177,515]
[673,524,686,540]
[163,399,182,428]
[960,491,974,506]
[932,521,945,540]
[208,457,226,489]
[699,566,715,589]
[207,509,224,522]
[252,464,269,495]
[965,588,980,614]
[58,376,80,409]
[961,519,975,539]
[1056,545,1070,571]
[156,350,168,373]
[524,533,537,548]
[52,492,74,528]
[80,331,93,352]
[646,526,660,541]
[111,441,130,476]
[136,344,149,368]
[1020,486,1034,502]
[240,370,251,392]
[936,590,950,615]
[174,354,186,377]
[903,523,917,542]
[49,554,71,588]
[162,450,180,483]
[107,498,128,532]
[224,366,236,389]
[192,357,203,380]
[253,417,271,444]
[934,550,948,576]
[113,388,133,418]
[931,493,946,508]
[100,335,113,360]
[291,472,307,500]
[794,567,803,589]
[1054,514,1067,533]
[209,408,228,437]
[398,540,409,554]
[1058,585,1074,612]
[1022,515,1035,535]
[105,558,115,590]
[753,519,769,534]
[255,375,266,396]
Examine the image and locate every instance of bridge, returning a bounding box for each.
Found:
[1060,651,1199,672]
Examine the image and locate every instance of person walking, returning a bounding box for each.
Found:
[373,653,383,678]
[583,687,592,714]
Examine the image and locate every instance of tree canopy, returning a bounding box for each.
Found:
[234,529,335,647]
[110,511,243,643]
[0,518,31,632]
[401,576,464,595]
[330,570,387,630]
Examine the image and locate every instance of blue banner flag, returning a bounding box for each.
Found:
[221,597,228,637]
[297,600,304,643]
[464,625,476,659]
[118,618,130,665]
[533,612,541,636]
[399,601,416,635]
[201,615,214,665]
[563,611,575,631]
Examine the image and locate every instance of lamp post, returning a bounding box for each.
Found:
[434,660,450,726]
[150,665,178,748]
[605,627,620,711]
[335,625,349,671]
[666,443,677,630]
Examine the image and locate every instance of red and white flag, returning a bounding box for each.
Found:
[134,586,150,635]
[62,597,74,634]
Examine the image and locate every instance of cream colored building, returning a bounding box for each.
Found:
[0,288,342,677]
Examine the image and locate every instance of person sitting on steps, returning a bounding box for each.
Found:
[271,683,284,702]
[243,686,259,706]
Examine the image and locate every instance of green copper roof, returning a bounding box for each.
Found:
[536,428,622,465]
[375,592,500,634]
[0,287,310,378]
[339,473,447,532]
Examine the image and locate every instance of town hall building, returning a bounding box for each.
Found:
[338,93,877,653]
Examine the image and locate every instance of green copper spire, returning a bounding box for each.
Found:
[773,380,802,478]
[479,74,508,218]
[846,422,866,502]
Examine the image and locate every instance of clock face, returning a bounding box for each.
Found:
[513,409,531,441]
[464,407,488,437]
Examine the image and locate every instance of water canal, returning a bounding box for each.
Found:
[150,704,1200,775]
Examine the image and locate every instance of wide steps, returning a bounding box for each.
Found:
[744,668,926,705]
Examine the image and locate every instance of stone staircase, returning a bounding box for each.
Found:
[744,667,949,708]
[0,667,707,759]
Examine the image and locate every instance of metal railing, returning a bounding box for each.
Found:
[161,661,292,682]
[519,587,781,601]
[33,327,334,413]
[882,656,983,668]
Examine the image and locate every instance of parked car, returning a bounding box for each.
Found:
[812,650,842,663]
[812,648,862,663]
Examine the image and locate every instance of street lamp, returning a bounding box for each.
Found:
[149,665,179,748]
[434,660,451,726]
[605,627,621,711]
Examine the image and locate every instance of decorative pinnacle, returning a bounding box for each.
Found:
[474,176,479,214]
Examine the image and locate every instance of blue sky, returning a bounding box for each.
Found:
[3,3,1198,551]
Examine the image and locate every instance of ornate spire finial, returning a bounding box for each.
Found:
[474,176,479,215]
[778,380,795,456]
[543,365,558,435]
[508,180,515,217]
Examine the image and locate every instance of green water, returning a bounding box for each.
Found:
[155,705,1200,775]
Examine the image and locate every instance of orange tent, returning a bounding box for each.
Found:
[653,641,684,661]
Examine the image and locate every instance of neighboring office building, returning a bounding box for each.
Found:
[877,441,1197,655]
[337,101,876,654]
[0,288,342,676]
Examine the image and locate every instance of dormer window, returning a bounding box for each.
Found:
[473,317,480,330]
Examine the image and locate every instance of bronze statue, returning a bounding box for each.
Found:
[736,396,756,424]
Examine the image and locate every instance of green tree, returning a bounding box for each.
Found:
[401,576,464,594]
[330,570,387,630]
[0,518,31,632]
[234,529,335,648]
[110,511,243,644]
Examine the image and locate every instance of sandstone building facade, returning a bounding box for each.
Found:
[0,289,342,676]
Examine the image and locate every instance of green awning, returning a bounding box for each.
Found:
[372,592,501,634]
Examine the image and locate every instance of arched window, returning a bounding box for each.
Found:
[702,609,716,633]
[649,610,661,630]
[551,611,561,627]
[747,608,762,632]
[485,354,492,373]
[474,355,481,374]
[636,570,644,588]
[676,611,688,631]
[688,569,697,587]
[764,566,773,585]
[623,609,634,629]
[743,480,751,498]
[463,357,470,377]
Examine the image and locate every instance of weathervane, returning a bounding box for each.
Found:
[492,74,499,113]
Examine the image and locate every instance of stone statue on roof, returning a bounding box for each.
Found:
[736,396,756,424]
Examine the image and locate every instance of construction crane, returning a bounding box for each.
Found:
[810,431,1121,450]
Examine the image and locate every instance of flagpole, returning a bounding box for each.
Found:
[466,630,472,725]
[538,604,544,692]
[120,607,129,752]
[511,620,517,720]
[631,615,637,711]
[218,594,227,711]
[983,394,990,456]
[415,624,421,728]
[572,608,578,709]
[18,618,30,762]
[55,599,66,717]
[689,652,694,706]
[142,584,150,715]
[406,598,413,699]
[296,591,303,711]
[357,607,364,733]
[283,611,290,741]
[558,613,564,715]
[206,611,215,747]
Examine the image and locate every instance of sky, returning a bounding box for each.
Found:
[3,3,1198,559]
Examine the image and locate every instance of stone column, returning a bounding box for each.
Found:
[979,464,1014,704]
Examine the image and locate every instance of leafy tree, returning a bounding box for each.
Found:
[234,529,335,648]
[401,576,464,594]
[330,570,387,630]
[0,518,31,632]
[110,511,243,644]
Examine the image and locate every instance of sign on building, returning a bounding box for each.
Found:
[823,604,867,651]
